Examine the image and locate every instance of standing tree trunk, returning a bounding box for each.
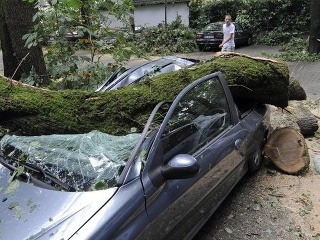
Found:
[308,0,320,54]
[0,0,48,84]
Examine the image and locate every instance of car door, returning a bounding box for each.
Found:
[137,72,248,240]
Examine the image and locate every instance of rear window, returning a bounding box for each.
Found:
[203,23,222,31]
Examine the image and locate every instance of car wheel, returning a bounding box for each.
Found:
[248,148,263,173]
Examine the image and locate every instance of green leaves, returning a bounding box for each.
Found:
[5,180,20,197]
[23,0,36,3]
[23,32,42,48]
[7,201,22,219]
[135,16,198,55]
[8,166,24,183]
[4,165,24,197]
[20,0,140,89]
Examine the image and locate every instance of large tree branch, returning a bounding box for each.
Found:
[0,55,292,136]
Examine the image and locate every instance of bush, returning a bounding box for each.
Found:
[189,0,210,29]
[135,16,198,55]
[190,0,310,44]
[256,27,302,46]
[279,37,320,62]
[22,52,117,91]
[262,37,320,62]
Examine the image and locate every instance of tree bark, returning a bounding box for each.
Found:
[308,0,320,54]
[0,55,291,136]
[0,0,48,84]
[288,78,306,100]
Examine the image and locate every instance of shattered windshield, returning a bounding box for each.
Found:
[0,130,141,191]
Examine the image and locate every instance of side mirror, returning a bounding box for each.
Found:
[161,154,199,180]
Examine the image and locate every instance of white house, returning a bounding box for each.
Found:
[104,0,190,29]
[132,0,190,27]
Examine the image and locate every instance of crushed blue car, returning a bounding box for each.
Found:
[0,70,269,239]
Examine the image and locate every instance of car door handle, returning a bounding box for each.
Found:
[235,139,243,149]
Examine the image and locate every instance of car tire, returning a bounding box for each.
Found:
[248,147,263,173]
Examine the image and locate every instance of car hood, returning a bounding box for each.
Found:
[0,166,117,240]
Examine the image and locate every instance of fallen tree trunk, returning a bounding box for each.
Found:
[215,53,306,101]
[0,55,291,136]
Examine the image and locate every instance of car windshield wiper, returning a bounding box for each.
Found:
[20,160,76,192]
[0,155,76,192]
[0,155,56,191]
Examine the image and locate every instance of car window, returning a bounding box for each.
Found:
[203,23,222,31]
[161,77,232,162]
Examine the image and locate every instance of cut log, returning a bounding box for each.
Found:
[288,78,307,100]
[264,127,310,175]
[269,101,319,137]
[0,55,290,136]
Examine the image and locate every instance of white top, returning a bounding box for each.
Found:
[222,23,235,47]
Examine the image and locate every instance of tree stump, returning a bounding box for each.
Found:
[264,127,310,175]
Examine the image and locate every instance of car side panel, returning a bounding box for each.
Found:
[136,124,248,240]
[72,178,147,240]
[234,24,246,46]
